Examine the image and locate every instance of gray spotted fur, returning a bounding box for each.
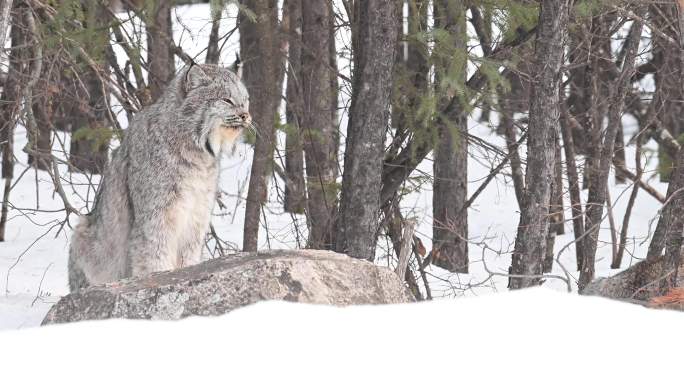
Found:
[68,65,250,292]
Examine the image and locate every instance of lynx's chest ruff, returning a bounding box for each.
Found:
[166,166,218,267]
[206,117,244,155]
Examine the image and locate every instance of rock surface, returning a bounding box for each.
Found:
[583,257,683,304]
[43,250,413,324]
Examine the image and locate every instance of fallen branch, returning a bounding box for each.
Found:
[394,218,417,279]
[614,164,666,203]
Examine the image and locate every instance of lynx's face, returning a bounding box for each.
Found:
[180,64,251,156]
[204,94,251,155]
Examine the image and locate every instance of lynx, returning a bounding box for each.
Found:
[68,64,251,292]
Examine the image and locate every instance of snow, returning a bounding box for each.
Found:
[0,0,675,341]
[1,289,682,384]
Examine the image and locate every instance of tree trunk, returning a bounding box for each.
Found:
[335,0,398,260]
[497,43,532,206]
[646,1,684,289]
[613,123,626,184]
[300,0,337,249]
[385,0,428,274]
[578,16,643,291]
[566,20,592,157]
[240,0,285,251]
[391,0,429,155]
[146,0,175,103]
[0,2,23,179]
[661,152,684,291]
[543,131,564,273]
[23,4,48,171]
[652,1,684,182]
[27,84,51,171]
[472,5,492,122]
[68,1,111,174]
[431,0,468,273]
[0,0,12,51]
[660,0,684,291]
[205,0,222,65]
[67,71,110,174]
[0,1,23,241]
[327,7,339,180]
[282,0,305,214]
[25,2,52,172]
[500,92,525,209]
[560,104,585,270]
[550,131,565,235]
[568,11,613,192]
[509,0,569,289]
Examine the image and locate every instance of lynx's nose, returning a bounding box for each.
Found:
[240,112,251,124]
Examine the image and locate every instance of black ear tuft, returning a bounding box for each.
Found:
[184,64,211,93]
[231,53,243,79]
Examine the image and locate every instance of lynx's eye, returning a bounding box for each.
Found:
[222,98,235,106]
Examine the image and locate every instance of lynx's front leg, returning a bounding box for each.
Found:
[125,173,180,277]
[127,215,178,277]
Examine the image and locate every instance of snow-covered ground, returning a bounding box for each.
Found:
[0,4,672,331]
[2,289,683,384]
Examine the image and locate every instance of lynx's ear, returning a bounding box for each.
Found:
[230,53,243,79]
[184,64,211,92]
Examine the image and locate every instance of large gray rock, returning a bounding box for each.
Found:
[43,250,413,324]
[583,257,683,302]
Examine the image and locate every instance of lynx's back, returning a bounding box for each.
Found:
[68,64,250,292]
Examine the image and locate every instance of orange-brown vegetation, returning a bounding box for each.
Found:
[649,288,684,311]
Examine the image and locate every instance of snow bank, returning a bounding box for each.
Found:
[1,289,681,384]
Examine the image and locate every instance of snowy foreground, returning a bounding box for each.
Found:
[1,289,682,384]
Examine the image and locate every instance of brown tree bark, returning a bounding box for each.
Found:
[327,7,339,179]
[0,0,11,51]
[659,148,684,290]
[384,0,428,279]
[205,0,222,65]
[660,0,684,291]
[23,3,49,171]
[613,124,626,184]
[27,77,52,171]
[560,104,585,270]
[431,0,468,273]
[240,0,285,252]
[550,131,565,235]
[652,1,684,182]
[645,1,684,291]
[567,11,614,192]
[509,0,569,289]
[0,2,23,180]
[614,134,642,269]
[300,0,337,249]
[391,0,429,156]
[543,131,565,273]
[282,0,305,214]
[67,71,110,174]
[146,0,175,103]
[0,2,24,241]
[578,17,643,291]
[500,92,525,209]
[496,43,532,209]
[68,1,111,174]
[470,5,492,122]
[335,0,398,260]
